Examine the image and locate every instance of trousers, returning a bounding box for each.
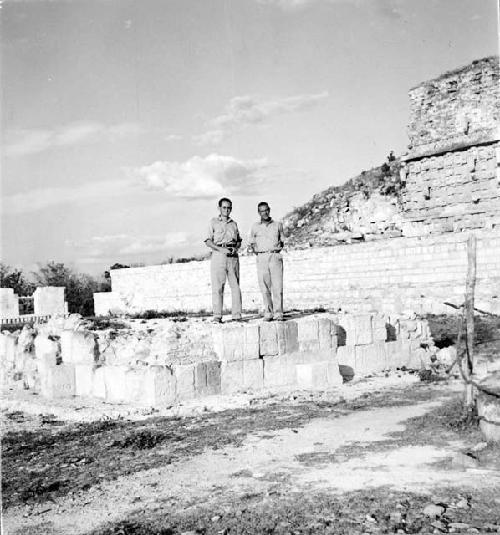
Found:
[256,252,283,318]
[210,252,242,319]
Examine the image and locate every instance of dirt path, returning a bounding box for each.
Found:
[5,386,500,535]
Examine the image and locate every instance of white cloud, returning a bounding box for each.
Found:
[2,179,133,215]
[68,232,190,259]
[128,154,270,199]
[164,133,183,142]
[194,91,329,145]
[4,121,145,157]
[257,0,403,18]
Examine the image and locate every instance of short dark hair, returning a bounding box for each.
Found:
[257,201,269,210]
[218,197,232,207]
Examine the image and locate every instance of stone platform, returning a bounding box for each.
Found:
[1,312,433,408]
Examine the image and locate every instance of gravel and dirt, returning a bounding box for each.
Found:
[2,314,500,534]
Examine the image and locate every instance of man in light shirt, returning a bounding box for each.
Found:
[248,201,285,321]
[204,197,242,323]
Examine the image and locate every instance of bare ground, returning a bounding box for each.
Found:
[3,373,500,535]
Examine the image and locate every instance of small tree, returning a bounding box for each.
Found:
[0,263,35,296]
[33,261,108,317]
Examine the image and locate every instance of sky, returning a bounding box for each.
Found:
[1,0,498,275]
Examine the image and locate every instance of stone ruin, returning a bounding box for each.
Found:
[2,57,499,418]
[0,312,435,406]
[402,56,499,234]
[0,286,68,323]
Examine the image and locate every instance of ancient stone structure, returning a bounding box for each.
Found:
[94,230,500,317]
[402,56,500,234]
[94,56,500,318]
[33,287,68,316]
[0,286,68,326]
[0,289,20,317]
[0,313,433,406]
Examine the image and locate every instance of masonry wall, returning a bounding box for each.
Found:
[95,230,500,317]
[406,56,499,158]
[402,56,500,233]
[402,143,500,233]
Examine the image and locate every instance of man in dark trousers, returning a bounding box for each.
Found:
[204,197,242,323]
[248,201,285,321]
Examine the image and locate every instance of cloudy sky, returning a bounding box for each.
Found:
[1,0,498,275]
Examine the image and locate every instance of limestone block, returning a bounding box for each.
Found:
[61,330,97,365]
[297,319,319,343]
[326,361,343,386]
[33,286,66,316]
[259,322,278,356]
[23,356,40,391]
[299,339,321,352]
[408,347,428,369]
[104,365,130,403]
[318,318,337,350]
[384,340,401,368]
[0,288,19,317]
[296,361,341,389]
[0,332,18,366]
[477,373,500,443]
[212,324,259,361]
[220,360,243,394]
[17,327,36,354]
[40,363,75,398]
[384,340,412,369]
[74,364,94,396]
[243,359,264,391]
[372,316,387,342]
[37,353,54,393]
[263,355,296,388]
[400,341,413,367]
[174,363,196,401]
[299,348,337,364]
[338,314,373,346]
[124,367,145,404]
[296,362,327,389]
[34,334,59,362]
[264,355,285,387]
[337,345,355,369]
[125,365,176,407]
[92,366,107,398]
[355,342,385,375]
[259,321,298,356]
[195,361,221,397]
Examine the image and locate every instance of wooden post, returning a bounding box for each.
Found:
[464,234,477,409]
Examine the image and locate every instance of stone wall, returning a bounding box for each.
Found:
[0,289,20,317]
[406,56,499,158]
[94,229,500,317]
[1,313,433,406]
[0,286,68,322]
[402,56,500,234]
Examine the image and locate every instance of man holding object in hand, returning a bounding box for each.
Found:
[248,201,285,321]
[204,197,243,323]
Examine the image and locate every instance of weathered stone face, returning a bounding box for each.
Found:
[407,56,499,155]
[0,288,20,317]
[403,56,500,234]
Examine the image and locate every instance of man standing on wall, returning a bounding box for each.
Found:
[204,197,243,323]
[248,201,285,321]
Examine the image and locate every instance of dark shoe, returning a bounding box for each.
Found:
[212,317,222,324]
[262,316,273,322]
